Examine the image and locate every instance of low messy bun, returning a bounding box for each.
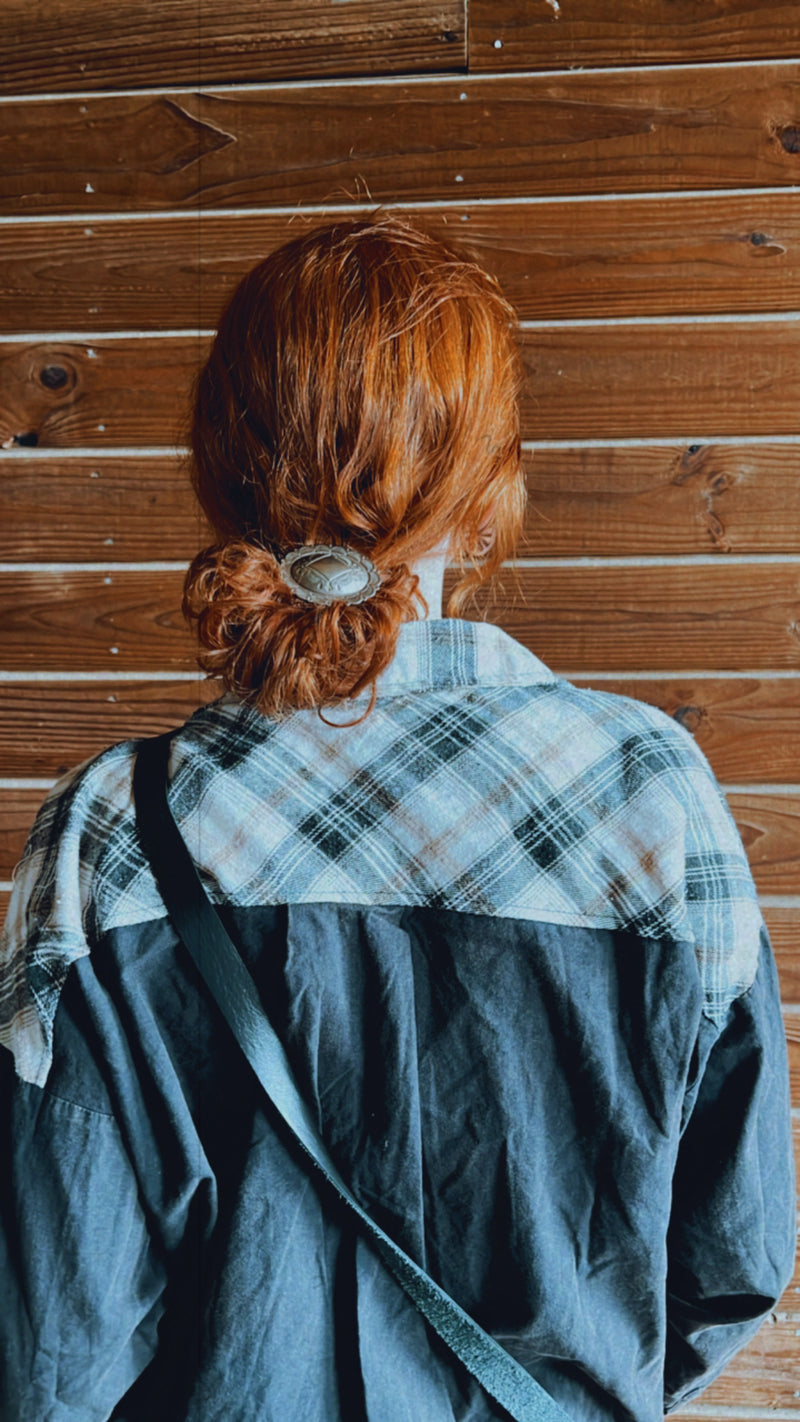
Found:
[183,215,526,724]
[183,541,425,724]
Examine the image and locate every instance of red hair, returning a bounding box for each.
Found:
[183,215,526,724]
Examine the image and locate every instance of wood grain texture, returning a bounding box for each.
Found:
[1,564,800,673]
[0,789,43,880]
[5,326,800,449]
[0,570,193,672]
[726,794,800,894]
[517,324,800,440]
[1,1,465,95]
[6,444,800,561]
[469,0,800,72]
[3,194,800,333]
[3,66,800,216]
[522,445,800,557]
[459,564,800,674]
[788,1017,800,1110]
[0,458,203,561]
[0,680,214,778]
[764,907,800,1002]
[466,191,800,320]
[785,1134,800,1286]
[0,338,203,451]
[569,676,800,784]
[1,673,797,786]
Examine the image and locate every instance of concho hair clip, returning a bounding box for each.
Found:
[277,544,382,606]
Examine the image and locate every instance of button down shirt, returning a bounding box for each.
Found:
[0,617,795,1421]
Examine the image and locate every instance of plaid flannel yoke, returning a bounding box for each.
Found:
[1,619,763,1085]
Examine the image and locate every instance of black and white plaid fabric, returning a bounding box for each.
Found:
[1,617,763,1087]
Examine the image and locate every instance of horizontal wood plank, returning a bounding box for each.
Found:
[1,673,798,786]
[0,458,203,560]
[517,324,800,440]
[788,1017,800,1113]
[726,794,800,895]
[0,569,194,672]
[4,194,800,332]
[0,789,44,881]
[784,1128,800,1289]
[469,0,800,72]
[0,680,214,778]
[0,338,202,450]
[461,564,800,674]
[6,444,800,560]
[763,907,800,1002]
[522,445,800,557]
[1,565,800,673]
[569,676,800,785]
[2,66,800,215]
[5,326,800,449]
[459,192,800,321]
[2,1,465,95]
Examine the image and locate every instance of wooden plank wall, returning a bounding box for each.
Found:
[1,2,798,1414]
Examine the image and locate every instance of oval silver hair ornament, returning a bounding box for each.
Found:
[278,544,382,606]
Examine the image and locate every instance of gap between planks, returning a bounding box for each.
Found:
[2,437,800,456]
[0,187,798,223]
[674,1412,800,1420]
[3,555,800,572]
[1,669,799,682]
[1,54,799,104]
[7,313,800,341]
[0,670,201,682]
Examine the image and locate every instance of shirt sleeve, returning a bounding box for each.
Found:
[0,1059,168,1422]
[663,919,796,1412]
[0,746,219,1419]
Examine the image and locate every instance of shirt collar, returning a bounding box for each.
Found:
[368,618,557,696]
[216,618,557,716]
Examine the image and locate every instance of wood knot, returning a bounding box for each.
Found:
[746,228,786,258]
[35,357,78,398]
[0,346,81,450]
[39,364,70,390]
[779,125,800,154]
[671,443,706,485]
[672,704,704,734]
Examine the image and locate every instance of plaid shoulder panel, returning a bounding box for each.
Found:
[1,671,762,1085]
[0,742,147,1086]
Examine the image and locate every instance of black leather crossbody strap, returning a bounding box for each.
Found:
[133,732,573,1422]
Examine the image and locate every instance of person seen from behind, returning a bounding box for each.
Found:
[0,215,795,1421]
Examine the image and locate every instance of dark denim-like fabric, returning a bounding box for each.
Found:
[0,902,794,1421]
